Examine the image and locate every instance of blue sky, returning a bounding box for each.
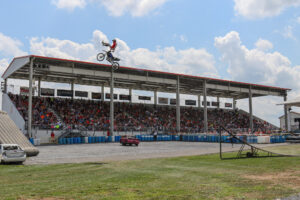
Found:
[1,0,300,125]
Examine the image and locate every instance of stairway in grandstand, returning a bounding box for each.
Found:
[47,107,66,128]
[0,111,39,156]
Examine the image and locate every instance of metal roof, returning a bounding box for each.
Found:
[2,55,290,99]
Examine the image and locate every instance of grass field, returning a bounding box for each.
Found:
[1,144,300,200]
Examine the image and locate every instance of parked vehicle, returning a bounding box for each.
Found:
[0,144,26,164]
[120,136,140,146]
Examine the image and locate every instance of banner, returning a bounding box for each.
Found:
[225,103,232,108]
[20,87,30,95]
[170,98,176,105]
[211,101,219,107]
[158,97,168,104]
[75,91,88,98]
[202,101,211,106]
[92,92,102,100]
[41,88,55,96]
[138,96,151,101]
[57,89,73,97]
[185,100,196,106]
[105,93,118,100]
[119,94,131,100]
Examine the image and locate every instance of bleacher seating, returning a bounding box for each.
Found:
[8,93,276,133]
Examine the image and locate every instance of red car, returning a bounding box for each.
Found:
[120,136,140,146]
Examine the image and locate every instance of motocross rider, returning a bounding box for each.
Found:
[102,39,117,62]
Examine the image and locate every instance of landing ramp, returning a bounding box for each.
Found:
[0,111,39,156]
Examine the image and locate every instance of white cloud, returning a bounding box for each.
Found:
[215,31,300,125]
[255,38,273,51]
[30,29,218,78]
[0,59,9,77]
[214,31,298,86]
[282,25,296,40]
[51,0,86,11]
[0,32,27,57]
[51,0,168,16]
[100,0,168,17]
[234,0,300,19]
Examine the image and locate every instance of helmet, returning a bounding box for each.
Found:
[112,39,116,42]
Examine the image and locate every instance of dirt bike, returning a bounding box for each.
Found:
[97,42,120,70]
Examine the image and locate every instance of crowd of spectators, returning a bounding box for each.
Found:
[9,93,58,129]
[9,93,276,133]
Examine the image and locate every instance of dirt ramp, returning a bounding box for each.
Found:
[0,111,39,156]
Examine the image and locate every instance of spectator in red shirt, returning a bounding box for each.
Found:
[50,131,55,143]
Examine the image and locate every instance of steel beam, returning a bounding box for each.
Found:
[284,94,289,132]
[101,85,105,101]
[203,80,208,133]
[110,69,114,136]
[176,76,180,133]
[154,90,157,105]
[249,86,253,134]
[28,58,34,138]
[38,78,41,97]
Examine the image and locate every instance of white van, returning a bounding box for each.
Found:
[0,144,26,164]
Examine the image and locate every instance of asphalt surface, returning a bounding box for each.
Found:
[25,141,284,165]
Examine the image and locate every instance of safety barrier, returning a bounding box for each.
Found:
[58,134,286,145]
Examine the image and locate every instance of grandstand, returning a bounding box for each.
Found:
[1,55,291,143]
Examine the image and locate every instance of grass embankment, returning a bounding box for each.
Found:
[1,145,300,200]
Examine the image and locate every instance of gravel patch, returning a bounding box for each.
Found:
[24,142,285,165]
[277,193,300,200]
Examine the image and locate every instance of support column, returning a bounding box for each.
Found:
[154,90,157,105]
[203,80,208,133]
[217,96,220,109]
[4,79,7,94]
[233,98,237,110]
[38,78,41,97]
[198,94,201,108]
[110,69,114,136]
[284,94,289,132]
[249,86,253,134]
[101,85,105,101]
[71,81,74,99]
[176,76,180,133]
[129,88,133,103]
[28,58,34,138]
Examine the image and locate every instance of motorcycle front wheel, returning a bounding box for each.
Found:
[112,62,119,70]
[96,53,105,61]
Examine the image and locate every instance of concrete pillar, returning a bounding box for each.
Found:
[233,98,237,110]
[129,88,133,103]
[154,90,157,105]
[217,96,220,109]
[249,86,253,134]
[4,79,7,94]
[28,58,34,138]
[38,78,41,97]
[203,80,208,133]
[71,81,74,99]
[198,94,201,108]
[284,94,289,132]
[176,76,180,133]
[110,69,114,136]
[101,85,105,101]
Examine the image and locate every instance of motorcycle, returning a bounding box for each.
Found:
[97,41,120,70]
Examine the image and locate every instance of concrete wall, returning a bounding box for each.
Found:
[2,93,25,132]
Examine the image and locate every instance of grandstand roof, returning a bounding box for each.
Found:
[2,55,290,99]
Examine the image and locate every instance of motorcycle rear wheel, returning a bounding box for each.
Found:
[112,62,119,70]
